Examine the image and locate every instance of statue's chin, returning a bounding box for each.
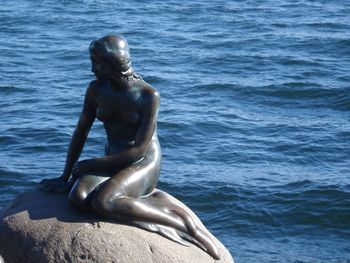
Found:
[93,72,102,79]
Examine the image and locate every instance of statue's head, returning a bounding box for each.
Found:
[89,35,134,78]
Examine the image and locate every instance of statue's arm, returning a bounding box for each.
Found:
[60,83,97,181]
[75,90,160,175]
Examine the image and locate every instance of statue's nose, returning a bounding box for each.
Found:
[91,63,101,73]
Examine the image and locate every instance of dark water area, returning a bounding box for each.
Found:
[1,1,350,262]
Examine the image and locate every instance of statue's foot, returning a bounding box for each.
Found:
[149,190,220,259]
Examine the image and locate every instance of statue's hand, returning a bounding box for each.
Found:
[72,160,94,179]
[40,176,66,186]
[40,176,73,193]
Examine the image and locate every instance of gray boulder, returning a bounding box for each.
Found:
[0,189,234,263]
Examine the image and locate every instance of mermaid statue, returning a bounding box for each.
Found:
[40,35,220,259]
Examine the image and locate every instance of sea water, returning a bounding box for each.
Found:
[0,1,349,262]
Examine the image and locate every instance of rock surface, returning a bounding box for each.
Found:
[0,189,234,263]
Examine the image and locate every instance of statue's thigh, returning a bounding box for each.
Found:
[96,157,160,203]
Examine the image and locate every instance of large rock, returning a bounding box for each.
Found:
[0,189,234,263]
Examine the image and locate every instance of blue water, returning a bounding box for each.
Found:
[1,1,350,262]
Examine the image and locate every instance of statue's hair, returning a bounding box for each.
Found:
[89,35,134,77]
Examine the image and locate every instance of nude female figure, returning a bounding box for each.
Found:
[40,35,220,259]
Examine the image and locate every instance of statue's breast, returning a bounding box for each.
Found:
[96,89,141,125]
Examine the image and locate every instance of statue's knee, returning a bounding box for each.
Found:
[69,190,87,209]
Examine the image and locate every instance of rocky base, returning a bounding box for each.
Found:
[0,189,234,263]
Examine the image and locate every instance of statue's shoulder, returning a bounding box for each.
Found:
[88,80,101,90]
[141,85,160,109]
[86,80,104,97]
[140,81,160,100]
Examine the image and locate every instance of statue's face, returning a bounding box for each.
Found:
[90,53,100,76]
[90,52,111,80]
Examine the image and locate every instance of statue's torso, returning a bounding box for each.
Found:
[93,79,158,156]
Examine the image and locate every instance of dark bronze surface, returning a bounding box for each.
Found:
[40,35,220,259]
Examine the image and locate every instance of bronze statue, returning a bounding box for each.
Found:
[40,35,220,259]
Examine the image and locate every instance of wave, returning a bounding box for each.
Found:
[0,85,32,94]
[192,83,350,111]
[303,22,350,30]
[337,39,350,47]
